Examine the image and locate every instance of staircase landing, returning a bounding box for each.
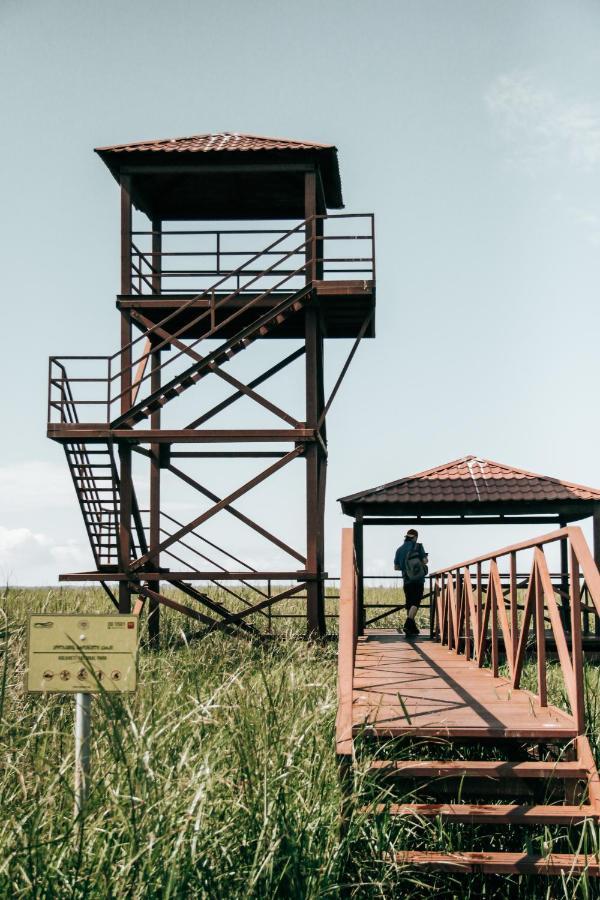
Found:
[118,279,375,339]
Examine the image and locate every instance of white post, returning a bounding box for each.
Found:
[74,692,91,820]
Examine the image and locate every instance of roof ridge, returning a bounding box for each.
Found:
[476,456,600,497]
[337,455,478,503]
[95,132,335,153]
[338,455,600,504]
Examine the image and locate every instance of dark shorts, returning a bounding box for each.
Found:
[404,580,425,610]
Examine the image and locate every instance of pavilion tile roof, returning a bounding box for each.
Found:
[95,132,335,154]
[339,456,600,508]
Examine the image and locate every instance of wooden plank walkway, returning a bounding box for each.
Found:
[336,526,600,878]
[353,632,577,740]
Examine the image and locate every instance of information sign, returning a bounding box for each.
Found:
[27,614,138,693]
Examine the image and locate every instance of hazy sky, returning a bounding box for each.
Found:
[2,0,600,584]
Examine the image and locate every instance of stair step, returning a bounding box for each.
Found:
[364,802,597,824]
[392,851,600,876]
[367,760,588,780]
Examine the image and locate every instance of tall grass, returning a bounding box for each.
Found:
[0,587,599,898]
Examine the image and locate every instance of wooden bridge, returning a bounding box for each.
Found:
[336,526,600,877]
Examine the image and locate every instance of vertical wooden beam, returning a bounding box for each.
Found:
[148,342,161,648]
[118,441,132,614]
[151,217,162,295]
[353,519,364,635]
[570,546,585,734]
[336,528,356,758]
[593,507,600,568]
[509,551,517,668]
[476,561,482,653]
[120,176,133,415]
[315,213,324,280]
[559,519,570,630]
[305,170,325,636]
[305,170,317,284]
[534,565,547,707]
[490,563,498,677]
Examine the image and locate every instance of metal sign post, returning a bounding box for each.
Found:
[26,613,138,823]
[74,692,92,819]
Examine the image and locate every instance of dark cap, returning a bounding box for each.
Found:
[405,528,418,539]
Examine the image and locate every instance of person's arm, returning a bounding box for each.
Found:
[419,544,429,565]
[394,547,403,571]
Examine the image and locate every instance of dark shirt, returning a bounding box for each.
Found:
[394,539,427,582]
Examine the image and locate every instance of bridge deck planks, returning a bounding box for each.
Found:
[352,632,577,740]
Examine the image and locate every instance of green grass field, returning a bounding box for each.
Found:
[1,586,600,898]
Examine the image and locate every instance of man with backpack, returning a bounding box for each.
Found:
[394,529,428,637]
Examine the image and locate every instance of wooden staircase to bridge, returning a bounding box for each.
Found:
[337,526,600,878]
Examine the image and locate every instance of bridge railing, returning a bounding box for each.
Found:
[430,527,600,734]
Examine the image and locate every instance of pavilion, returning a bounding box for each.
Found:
[339,455,600,630]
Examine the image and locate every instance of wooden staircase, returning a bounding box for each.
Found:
[112,282,313,429]
[336,527,600,879]
[52,225,315,577]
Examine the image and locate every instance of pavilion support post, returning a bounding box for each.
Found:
[118,442,132,614]
[304,170,325,636]
[353,519,364,635]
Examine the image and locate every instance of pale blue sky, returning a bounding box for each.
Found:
[2,0,600,583]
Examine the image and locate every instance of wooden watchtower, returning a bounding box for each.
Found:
[47,132,375,641]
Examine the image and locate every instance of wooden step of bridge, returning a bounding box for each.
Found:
[368,759,589,780]
[392,851,600,876]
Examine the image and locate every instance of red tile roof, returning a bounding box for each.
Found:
[339,455,600,510]
[95,132,335,154]
[94,132,344,211]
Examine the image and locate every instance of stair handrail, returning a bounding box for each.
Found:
[109,250,312,416]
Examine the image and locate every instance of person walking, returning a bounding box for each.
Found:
[394,528,428,637]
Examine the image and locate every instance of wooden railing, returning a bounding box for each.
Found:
[129,213,375,296]
[431,527,600,735]
[336,528,358,758]
[48,214,375,425]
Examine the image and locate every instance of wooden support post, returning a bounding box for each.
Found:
[305,170,317,284]
[559,519,570,631]
[509,551,517,668]
[148,341,161,648]
[570,547,585,734]
[118,442,132,614]
[151,217,162,295]
[120,176,132,414]
[304,171,325,636]
[593,507,600,636]
[534,567,547,707]
[354,519,364,635]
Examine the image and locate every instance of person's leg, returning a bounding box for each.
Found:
[403,582,424,635]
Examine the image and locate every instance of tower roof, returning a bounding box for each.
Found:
[95,131,343,219]
[95,132,336,154]
[339,455,600,518]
